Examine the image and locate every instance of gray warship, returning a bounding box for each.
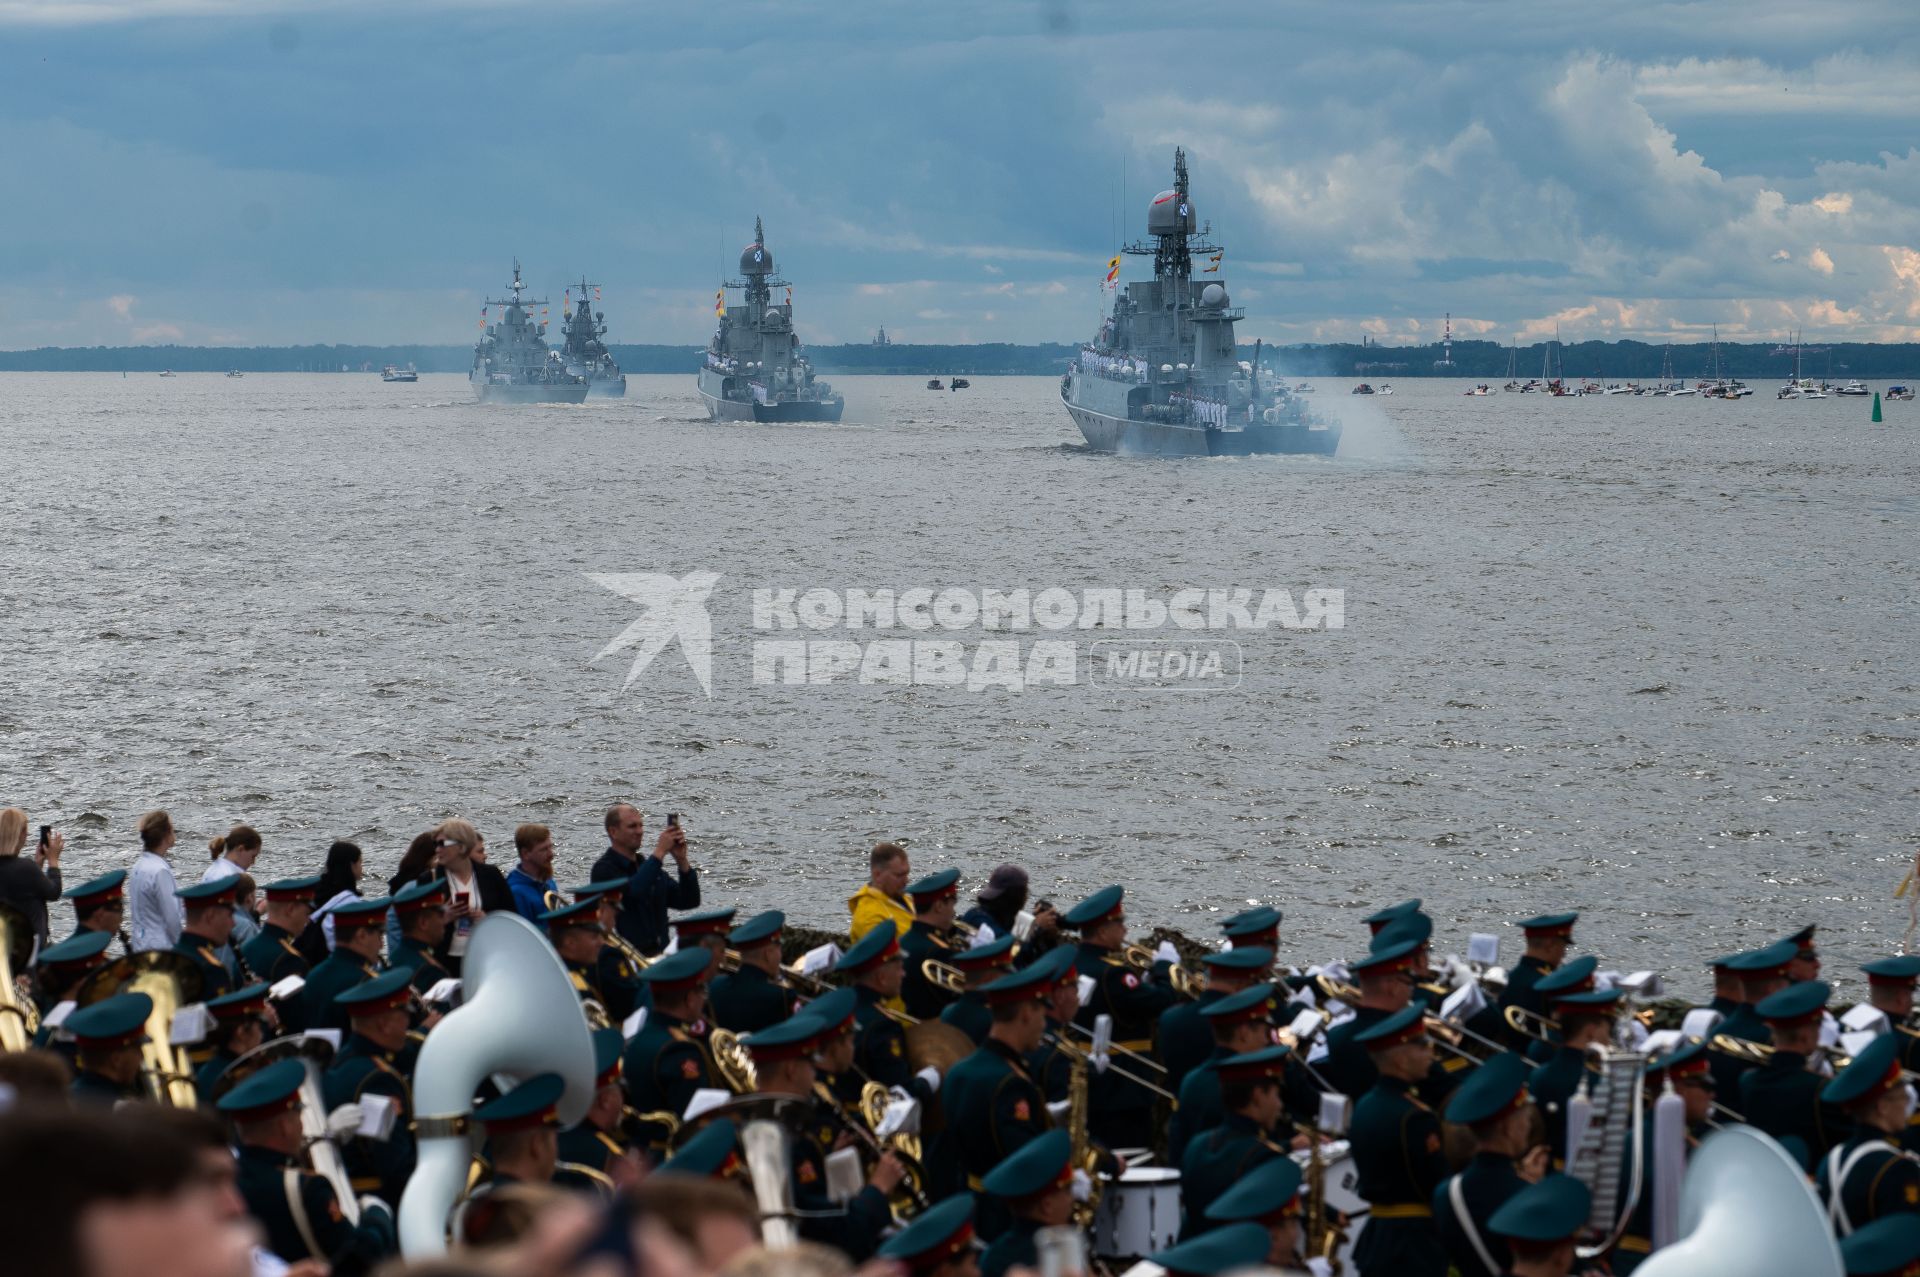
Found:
[469,261,589,404]
[558,277,626,397]
[1062,149,1339,457]
[696,218,843,423]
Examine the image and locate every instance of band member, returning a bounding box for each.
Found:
[978,1129,1075,1277]
[710,909,791,1033]
[1484,1174,1591,1277]
[387,878,452,998]
[172,878,241,1004]
[1064,884,1182,1149]
[1615,1040,1715,1272]
[1179,1044,1294,1235]
[742,1012,901,1260]
[901,868,964,1019]
[1815,1032,1920,1234]
[620,947,717,1154]
[935,954,1059,1240]
[63,869,128,947]
[1168,981,1282,1162]
[241,876,322,1030]
[455,1073,568,1245]
[29,928,113,1023]
[1783,925,1821,983]
[1434,1052,1542,1277]
[1710,939,1795,1100]
[1148,1221,1275,1277]
[656,1117,742,1179]
[842,920,941,1107]
[64,991,153,1105]
[876,1194,980,1277]
[1363,899,1421,938]
[1202,1155,1309,1272]
[1157,945,1273,1097]
[193,983,272,1102]
[803,986,866,1140]
[1861,955,1920,1091]
[220,1057,397,1274]
[1528,987,1622,1166]
[324,968,419,1207]
[1222,905,1283,951]
[541,898,610,1016]
[1321,933,1423,1099]
[1522,957,1599,1063]
[1349,1004,1448,1277]
[556,1028,642,1193]
[1703,951,1747,1015]
[1026,946,1084,1102]
[1742,979,1844,1171]
[673,907,738,976]
[939,934,1018,1044]
[303,898,390,1032]
[1839,1213,1920,1277]
[575,878,642,1020]
[1496,912,1577,1046]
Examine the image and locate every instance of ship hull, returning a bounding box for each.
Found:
[588,375,627,398]
[470,377,590,404]
[1064,391,1339,458]
[697,384,843,423]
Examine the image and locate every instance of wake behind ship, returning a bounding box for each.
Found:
[1063,149,1339,458]
[469,261,589,404]
[696,218,843,423]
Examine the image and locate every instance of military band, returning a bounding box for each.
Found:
[18,840,1920,1277]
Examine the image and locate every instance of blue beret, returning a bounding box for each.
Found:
[730,910,784,947]
[1149,1221,1272,1276]
[906,868,961,898]
[176,877,240,903]
[1841,1211,1920,1275]
[1221,906,1281,939]
[980,1129,1073,1200]
[877,1194,976,1269]
[37,929,114,966]
[1363,899,1422,928]
[475,1073,565,1131]
[949,934,1017,968]
[1823,1032,1905,1109]
[1488,1173,1591,1242]
[658,1118,738,1177]
[1755,979,1830,1023]
[1864,955,1920,984]
[570,877,628,902]
[1446,1051,1532,1125]
[742,1013,827,1061]
[1352,934,1422,975]
[538,898,602,929]
[839,920,901,974]
[216,1057,305,1119]
[1372,912,1433,951]
[335,967,413,1011]
[1354,1002,1425,1049]
[639,948,713,986]
[1533,956,1600,995]
[1202,945,1273,971]
[1204,1155,1303,1223]
[1726,940,1798,974]
[806,987,858,1031]
[1062,885,1124,930]
[64,991,152,1045]
[64,870,127,904]
[1199,982,1276,1023]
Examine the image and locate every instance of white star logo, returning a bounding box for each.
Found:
[588,571,724,696]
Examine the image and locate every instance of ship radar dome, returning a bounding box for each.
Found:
[1201,283,1227,307]
[1147,189,1196,236]
[741,241,774,276]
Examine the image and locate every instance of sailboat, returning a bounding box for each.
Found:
[1653,344,1693,396]
[1502,342,1522,392]
[1777,330,1827,399]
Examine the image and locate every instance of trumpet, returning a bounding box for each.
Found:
[1119,944,1201,998]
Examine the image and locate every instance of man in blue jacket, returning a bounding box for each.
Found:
[590,803,697,955]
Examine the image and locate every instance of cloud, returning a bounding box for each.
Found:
[1808,247,1834,275]
[106,294,136,318]
[131,323,183,342]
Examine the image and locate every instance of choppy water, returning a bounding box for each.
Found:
[3,371,1916,995]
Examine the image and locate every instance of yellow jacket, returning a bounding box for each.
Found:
[847,884,915,943]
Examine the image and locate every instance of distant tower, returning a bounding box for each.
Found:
[1435,312,1455,369]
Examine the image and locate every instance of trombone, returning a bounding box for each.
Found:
[1044,1030,1178,1102]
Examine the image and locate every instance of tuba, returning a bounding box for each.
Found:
[397,913,597,1257]
[1630,1125,1842,1277]
[0,904,36,1051]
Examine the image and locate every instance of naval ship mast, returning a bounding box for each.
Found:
[1116,147,1222,359]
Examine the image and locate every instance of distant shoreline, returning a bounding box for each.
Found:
[3,339,1915,379]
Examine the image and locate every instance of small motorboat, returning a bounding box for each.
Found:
[158,370,175,378]
[1463,384,1490,396]
[1351,383,1375,395]
[949,378,970,390]
[1886,385,1914,401]
[1836,380,1871,397]
[1293,382,1316,394]
[225,369,244,378]
[1377,383,1394,395]
[381,364,420,383]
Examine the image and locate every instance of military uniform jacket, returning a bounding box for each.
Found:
[322,1032,416,1207]
[235,1144,395,1276]
[243,924,310,986]
[567,958,606,1017]
[936,1037,1053,1193]
[1167,1046,1232,1164]
[1816,1130,1920,1235]
[194,1048,239,1104]
[596,944,642,1024]
[72,1069,140,1106]
[388,935,450,997]
[709,962,791,1034]
[980,1216,1042,1277]
[173,932,234,1003]
[791,1115,892,1261]
[1026,1018,1074,1103]
[1179,1110,1287,1240]
[1496,955,1552,1048]
[853,986,936,1106]
[901,921,960,1020]
[1074,943,1181,1142]
[1157,989,1223,1098]
[941,992,991,1045]
[619,1010,713,1151]
[1740,1050,1846,1171]
[1350,1075,1448,1277]
[1322,1006,1389,1099]
[1529,1045,1594,1168]
[1432,1152,1525,1277]
[303,951,380,1033]
[555,1122,626,1194]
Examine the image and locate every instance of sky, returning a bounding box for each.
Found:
[1,0,1917,348]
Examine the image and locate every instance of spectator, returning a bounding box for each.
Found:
[226,874,261,963]
[384,829,440,956]
[128,810,183,954]
[592,804,697,957]
[848,842,914,943]
[0,807,63,950]
[298,840,366,964]
[432,820,512,975]
[506,824,560,924]
[200,826,261,884]
[961,864,1061,952]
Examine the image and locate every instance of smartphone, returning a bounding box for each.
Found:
[38,825,51,849]
[666,813,680,828]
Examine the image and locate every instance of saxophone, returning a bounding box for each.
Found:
[1066,1040,1098,1229]
[1304,1130,1341,1274]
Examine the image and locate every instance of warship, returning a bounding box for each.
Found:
[558,277,627,397]
[1061,149,1339,457]
[696,218,843,422]
[469,261,589,404]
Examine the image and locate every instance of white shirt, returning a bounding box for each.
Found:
[445,870,478,957]
[128,850,182,952]
[201,858,242,883]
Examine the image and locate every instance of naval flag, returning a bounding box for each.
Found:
[1103,255,1121,289]
[1203,252,1223,274]
[714,288,726,317]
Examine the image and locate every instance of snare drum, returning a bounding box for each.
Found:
[1092,1167,1183,1259]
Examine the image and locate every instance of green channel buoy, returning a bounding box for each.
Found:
[1872,392,1883,423]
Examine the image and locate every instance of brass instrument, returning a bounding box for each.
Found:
[101,951,203,1107]
[1122,942,1201,994]
[1044,1032,1177,1102]
[604,929,650,975]
[741,1118,802,1249]
[921,959,966,996]
[1063,1029,1099,1229]
[1302,1130,1347,1274]
[1060,1019,1170,1077]
[0,904,36,1051]
[624,1105,682,1148]
[1504,1003,1560,1045]
[709,1027,758,1093]
[216,1035,361,1223]
[1707,1033,1774,1066]
[837,1081,930,1219]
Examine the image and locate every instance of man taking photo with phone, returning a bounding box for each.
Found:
[591,804,697,957]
